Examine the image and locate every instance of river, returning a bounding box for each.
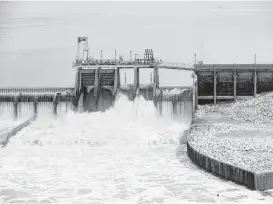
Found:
[0,96,272,203]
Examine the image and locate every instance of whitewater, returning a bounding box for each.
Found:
[0,95,272,203]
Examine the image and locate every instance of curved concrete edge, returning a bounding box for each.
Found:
[186,126,273,191]
[0,115,36,147]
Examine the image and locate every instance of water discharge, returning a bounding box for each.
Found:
[0,95,272,203]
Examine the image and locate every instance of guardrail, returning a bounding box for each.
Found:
[0,87,75,94]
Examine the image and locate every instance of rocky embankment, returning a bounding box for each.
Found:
[188,93,273,173]
[219,93,273,125]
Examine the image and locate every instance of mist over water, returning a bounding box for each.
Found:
[0,95,272,203]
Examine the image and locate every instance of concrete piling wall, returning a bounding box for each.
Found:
[186,128,273,190]
[0,91,74,118]
[0,115,36,147]
[114,68,120,95]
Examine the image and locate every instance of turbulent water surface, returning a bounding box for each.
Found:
[0,96,273,203]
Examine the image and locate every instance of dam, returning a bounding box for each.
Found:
[1,37,273,202]
[2,0,273,202]
[0,37,195,119]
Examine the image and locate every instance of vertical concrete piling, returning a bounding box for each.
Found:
[114,67,120,96]
[13,94,21,120]
[254,71,257,97]
[195,78,198,110]
[94,68,101,111]
[213,68,217,105]
[133,66,139,99]
[33,96,38,117]
[192,83,196,120]
[73,67,82,110]
[53,93,60,116]
[153,67,159,105]
[233,71,237,101]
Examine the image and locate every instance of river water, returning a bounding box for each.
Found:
[0,96,273,203]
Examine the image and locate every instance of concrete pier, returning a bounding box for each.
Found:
[133,66,140,99]
[195,64,273,104]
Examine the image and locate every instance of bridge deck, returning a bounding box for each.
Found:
[74,64,194,71]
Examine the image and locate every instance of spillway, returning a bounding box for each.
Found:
[0,95,272,203]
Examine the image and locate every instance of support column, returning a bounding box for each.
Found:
[214,70,217,105]
[192,86,195,120]
[75,67,82,94]
[153,67,159,97]
[133,66,139,99]
[33,96,38,117]
[153,67,159,106]
[53,93,60,116]
[73,67,82,110]
[94,68,101,111]
[195,76,198,110]
[254,71,257,97]
[65,92,69,113]
[191,72,196,120]
[114,67,120,96]
[233,71,237,101]
[13,94,21,120]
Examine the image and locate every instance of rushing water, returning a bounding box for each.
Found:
[0,102,33,133]
[0,96,273,203]
[0,101,74,132]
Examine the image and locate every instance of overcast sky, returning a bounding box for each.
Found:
[0,1,273,87]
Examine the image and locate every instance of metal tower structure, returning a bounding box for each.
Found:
[76,37,90,62]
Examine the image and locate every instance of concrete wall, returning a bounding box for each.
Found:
[0,115,36,147]
[186,127,273,190]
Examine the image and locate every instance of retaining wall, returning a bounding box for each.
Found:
[186,127,273,190]
[0,115,36,147]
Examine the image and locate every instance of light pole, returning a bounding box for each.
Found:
[115,50,117,63]
[194,53,196,65]
[100,50,103,64]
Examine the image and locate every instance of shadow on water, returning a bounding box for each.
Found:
[98,88,115,112]
[82,87,115,112]
[82,87,97,112]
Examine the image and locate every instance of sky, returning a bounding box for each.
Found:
[0,1,273,87]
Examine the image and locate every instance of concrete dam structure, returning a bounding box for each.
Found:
[1,36,273,192]
[73,37,195,113]
[0,37,195,119]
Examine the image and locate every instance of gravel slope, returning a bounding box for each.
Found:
[189,93,273,172]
